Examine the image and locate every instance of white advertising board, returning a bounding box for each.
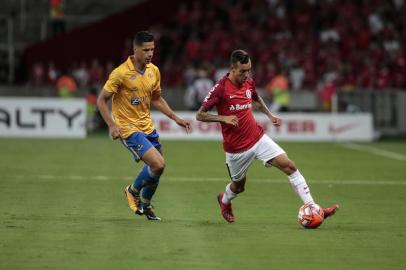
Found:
[151,112,374,141]
[0,97,87,138]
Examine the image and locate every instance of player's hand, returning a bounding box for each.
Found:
[223,115,239,127]
[109,124,123,140]
[270,115,281,126]
[175,117,191,133]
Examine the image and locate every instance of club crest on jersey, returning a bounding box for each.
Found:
[246,89,252,99]
[131,98,140,105]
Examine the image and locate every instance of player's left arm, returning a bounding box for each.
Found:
[151,91,191,133]
[252,93,281,126]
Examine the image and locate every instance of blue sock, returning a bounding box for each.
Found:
[130,165,161,205]
[140,167,160,205]
[130,165,153,196]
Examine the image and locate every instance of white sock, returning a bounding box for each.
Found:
[288,170,314,205]
[222,183,237,204]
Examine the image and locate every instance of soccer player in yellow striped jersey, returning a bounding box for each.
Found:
[97,31,191,221]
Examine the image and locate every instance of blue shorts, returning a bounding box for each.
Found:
[121,130,162,162]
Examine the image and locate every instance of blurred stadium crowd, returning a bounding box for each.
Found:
[24,0,405,112]
[29,0,406,89]
[153,0,405,91]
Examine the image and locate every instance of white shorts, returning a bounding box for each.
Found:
[225,134,285,182]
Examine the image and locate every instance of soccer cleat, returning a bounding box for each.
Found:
[217,192,234,223]
[123,185,143,215]
[322,204,339,219]
[143,205,161,221]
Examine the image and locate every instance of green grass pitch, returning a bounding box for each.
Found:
[1,136,405,270]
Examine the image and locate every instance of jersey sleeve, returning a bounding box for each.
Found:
[152,67,162,94]
[201,83,223,111]
[103,68,122,94]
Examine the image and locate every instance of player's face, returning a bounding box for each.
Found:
[134,41,155,65]
[231,59,251,85]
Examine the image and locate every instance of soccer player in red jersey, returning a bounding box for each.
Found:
[196,50,338,223]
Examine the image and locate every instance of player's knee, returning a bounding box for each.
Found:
[151,161,165,175]
[287,160,297,171]
[283,160,297,175]
[156,162,165,175]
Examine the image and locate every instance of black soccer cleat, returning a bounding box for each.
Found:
[143,205,161,221]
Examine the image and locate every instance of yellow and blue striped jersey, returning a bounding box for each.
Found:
[103,56,161,138]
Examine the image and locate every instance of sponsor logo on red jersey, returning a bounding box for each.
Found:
[229,103,252,111]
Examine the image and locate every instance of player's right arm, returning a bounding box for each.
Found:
[195,83,238,126]
[97,68,124,139]
[196,106,239,126]
[97,89,123,140]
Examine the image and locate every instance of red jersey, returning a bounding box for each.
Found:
[202,75,264,153]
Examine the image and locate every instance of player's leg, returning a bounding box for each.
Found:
[254,134,314,205]
[122,132,162,194]
[139,147,165,201]
[121,132,163,220]
[269,153,315,205]
[221,174,246,205]
[121,133,148,215]
[217,181,244,224]
[138,130,164,220]
[217,150,255,223]
[137,147,164,220]
[223,150,255,203]
[261,139,338,218]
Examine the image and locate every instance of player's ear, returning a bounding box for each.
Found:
[229,64,235,73]
[133,43,140,52]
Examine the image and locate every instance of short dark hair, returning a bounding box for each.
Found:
[230,49,250,66]
[133,31,154,47]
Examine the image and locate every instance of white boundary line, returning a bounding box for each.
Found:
[340,143,406,161]
[6,175,406,185]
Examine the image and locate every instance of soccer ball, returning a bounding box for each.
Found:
[297,203,324,229]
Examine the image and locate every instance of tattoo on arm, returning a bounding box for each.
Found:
[254,95,272,116]
[196,107,223,123]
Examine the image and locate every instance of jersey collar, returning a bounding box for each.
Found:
[126,56,150,74]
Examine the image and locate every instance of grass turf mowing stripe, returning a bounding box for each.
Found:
[5,174,406,185]
[340,143,406,161]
